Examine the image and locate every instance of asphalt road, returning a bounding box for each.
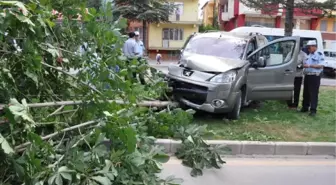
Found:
[160,156,336,185]
[150,64,336,87]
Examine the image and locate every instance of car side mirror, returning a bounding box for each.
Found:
[251,56,266,68]
[257,56,266,67]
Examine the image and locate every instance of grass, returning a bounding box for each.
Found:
[195,87,336,142]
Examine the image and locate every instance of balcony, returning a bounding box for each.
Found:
[168,15,201,24]
[221,12,229,21]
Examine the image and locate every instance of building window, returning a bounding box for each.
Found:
[245,17,275,28]
[221,1,228,13]
[162,28,183,40]
[333,21,336,32]
[320,20,327,31]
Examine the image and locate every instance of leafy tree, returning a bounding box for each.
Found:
[87,0,102,10]
[199,24,219,33]
[113,0,174,47]
[0,0,230,184]
[240,0,336,36]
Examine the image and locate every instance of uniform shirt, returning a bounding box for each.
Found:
[304,50,325,74]
[122,38,137,58]
[135,40,145,57]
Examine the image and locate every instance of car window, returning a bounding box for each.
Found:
[253,40,296,67]
[246,40,256,56]
[330,52,336,58]
[184,36,247,59]
[324,51,330,57]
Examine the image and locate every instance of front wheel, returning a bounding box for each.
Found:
[227,91,242,120]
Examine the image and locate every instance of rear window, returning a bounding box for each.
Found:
[183,37,246,59]
[265,35,317,48]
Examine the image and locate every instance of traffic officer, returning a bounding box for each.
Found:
[300,40,325,117]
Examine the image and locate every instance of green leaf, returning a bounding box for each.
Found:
[48,174,57,185]
[8,98,35,126]
[0,1,29,16]
[60,172,72,181]
[119,69,128,76]
[153,153,170,163]
[25,70,39,86]
[119,127,137,153]
[0,134,14,154]
[55,174,63,185]
[15,14,35,27]
[91,176,111,185]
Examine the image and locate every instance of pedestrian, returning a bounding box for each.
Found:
[156,53,162,64]
[122,32,138,58]
[300,40,325,117]
[287,43,308,109]
[134,31,146,85]
[122,32,144,84]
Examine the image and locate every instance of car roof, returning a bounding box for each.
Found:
[194,31,256,40]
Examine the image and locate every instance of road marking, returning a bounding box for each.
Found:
[165,158,336,166]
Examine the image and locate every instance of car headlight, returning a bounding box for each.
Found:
[209,71,237,83]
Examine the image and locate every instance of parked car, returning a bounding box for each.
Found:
[323,50,336,77]
[167,31,300,119]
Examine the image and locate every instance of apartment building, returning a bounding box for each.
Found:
[201,0,219,26]
[316,12,336,50]
[147,0,201,60]
[217,0,322,31]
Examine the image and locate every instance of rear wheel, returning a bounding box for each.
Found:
[227,91,242,120]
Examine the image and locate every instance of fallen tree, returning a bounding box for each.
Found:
[0,1,230,184]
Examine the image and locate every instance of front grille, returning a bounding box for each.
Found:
[170,80,208,105]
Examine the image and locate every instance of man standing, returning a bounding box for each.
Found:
[122,32,145,84]
[287,44,307,109]
[122,32,138,58]
[134,31,146,84]
[300,40,325,117]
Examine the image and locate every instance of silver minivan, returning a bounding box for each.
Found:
[167,32,300,119]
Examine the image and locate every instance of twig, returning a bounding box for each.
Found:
[14,120,99,151]
[41,62,103,95]
[47,105,65,118]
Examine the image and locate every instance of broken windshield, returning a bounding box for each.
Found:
[183,36,247,59]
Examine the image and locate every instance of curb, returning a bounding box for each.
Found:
[155,139,336,156]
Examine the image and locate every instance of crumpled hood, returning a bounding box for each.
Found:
[180,53,247,72]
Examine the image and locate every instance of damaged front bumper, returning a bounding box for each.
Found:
[167,65,239,113]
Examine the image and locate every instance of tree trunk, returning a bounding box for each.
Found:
[213,0,217,27]
[284,0,294,37]
[142,20,147,55]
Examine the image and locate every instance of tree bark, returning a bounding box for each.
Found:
[284,0,294,37]
[142,20,147,54]
[213,0,217,27]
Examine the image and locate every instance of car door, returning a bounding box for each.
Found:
[246,37,300,101]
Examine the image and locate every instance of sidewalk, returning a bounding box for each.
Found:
[156,139,336,156]
[147,59,178,67]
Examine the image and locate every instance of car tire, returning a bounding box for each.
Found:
[227,91,242,120]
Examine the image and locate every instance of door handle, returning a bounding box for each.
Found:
[284,69,294,75]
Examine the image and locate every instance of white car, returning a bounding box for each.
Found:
[323,50,336,77]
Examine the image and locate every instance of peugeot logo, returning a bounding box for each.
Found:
[183,70,193,77]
